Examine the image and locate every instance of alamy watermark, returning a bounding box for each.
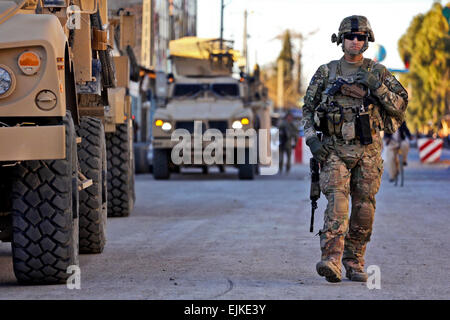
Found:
[66,5,81,30]
[66,265,81,290]
[169,121,280,175]
[366,265,381,290]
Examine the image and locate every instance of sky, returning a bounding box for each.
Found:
[197,0,439,89]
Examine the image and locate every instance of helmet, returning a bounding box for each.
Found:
[331,15,375,53]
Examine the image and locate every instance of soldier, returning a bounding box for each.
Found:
[302,16,408,282]
[278,112,299,173]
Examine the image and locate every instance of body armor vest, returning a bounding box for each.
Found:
[315,58,384,144]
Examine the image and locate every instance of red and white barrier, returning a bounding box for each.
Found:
[294,137,312,164]
[417,138,443,163]
[294,137,303,163]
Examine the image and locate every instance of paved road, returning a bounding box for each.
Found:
[0,148,449,299]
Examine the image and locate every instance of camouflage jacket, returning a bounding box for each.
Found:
[302,58,408,143]
[279,120,299,149]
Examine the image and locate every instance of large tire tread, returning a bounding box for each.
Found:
[106,122,134,217]
[11,114,79,284]
[76,117,107,254]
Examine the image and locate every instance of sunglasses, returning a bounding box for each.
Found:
[344,33,367,41]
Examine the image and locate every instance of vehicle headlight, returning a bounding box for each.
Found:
[162,122,172,131]
[232,118,250,129]
[0,66,15,98]
[232,120,243,129]
[155,119,172,132]
[240,117,249,125]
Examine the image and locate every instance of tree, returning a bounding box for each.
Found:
[261,30,300,110]
[277,30,294,81]
[398,2,450,133]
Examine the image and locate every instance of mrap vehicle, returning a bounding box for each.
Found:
[0,0,135,284]
[152,37,271,180]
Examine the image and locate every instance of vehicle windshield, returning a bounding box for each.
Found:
[173,84,203,98]
[211,84,239,97]
[43,0,66,7]
[173,83,239,99]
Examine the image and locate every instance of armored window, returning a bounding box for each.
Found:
[211,84,239,97]
[173,84,203,97]
[43,0,66,7]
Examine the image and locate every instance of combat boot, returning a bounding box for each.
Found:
[345,267,368,282]
[316,260,342,283]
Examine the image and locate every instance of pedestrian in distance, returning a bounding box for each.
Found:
[384,121,412,182]
[278,112,299,174]
[302,15,408,282]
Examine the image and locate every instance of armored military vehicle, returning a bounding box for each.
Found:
[0,0,134,284]
[152,37,270,180]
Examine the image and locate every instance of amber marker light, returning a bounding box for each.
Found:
[18,51,41,75]
[155,119,163,127]
[241,118,249,125]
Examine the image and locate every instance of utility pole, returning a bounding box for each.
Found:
[290,29,318,94]
[295,48,302,95]
[243,9,248,73]
[274,29,318,95]
[220,0,224,50]
[277,59,284,109]
[169,0,174,41]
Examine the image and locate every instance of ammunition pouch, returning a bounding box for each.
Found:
[326,111,342,136]
[341,121,356,141]
[316,102,374,145]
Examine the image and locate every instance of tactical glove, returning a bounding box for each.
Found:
[306,136,329,162]
[355,69,381,91]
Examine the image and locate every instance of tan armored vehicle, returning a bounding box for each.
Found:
[152,37,270,180]
[0,0,135,284]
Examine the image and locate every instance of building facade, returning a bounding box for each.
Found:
[108,0,197,144]
[109,0,197,73]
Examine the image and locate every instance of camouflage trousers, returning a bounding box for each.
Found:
[319,135,383,272]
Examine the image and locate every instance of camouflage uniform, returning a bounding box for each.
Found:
[302,16,408,282]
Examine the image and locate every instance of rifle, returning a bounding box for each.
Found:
[309,156,321,233]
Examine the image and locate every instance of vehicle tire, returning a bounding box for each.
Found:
[128,119,136,206]
[10,113,79,284]
[171,165,180,174]
[255,163,260,176]
[91,10,116,88]
[134,143,149,174]
[153,149,170,180]
[238,148,255,180]
[76,117,107,254]
[106,121,134,217]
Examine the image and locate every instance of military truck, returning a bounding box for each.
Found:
[152,37,270,180]
[0,0,135,284]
